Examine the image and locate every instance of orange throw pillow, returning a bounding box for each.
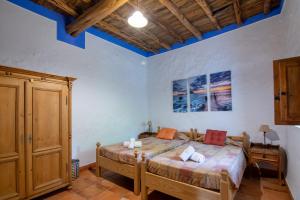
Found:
[157,128,177,140]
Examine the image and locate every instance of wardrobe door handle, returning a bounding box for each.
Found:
[28,135,32,144]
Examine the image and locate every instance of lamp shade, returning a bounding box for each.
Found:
[259,124,271,133]
[128,11,148,28]
[266,130,280,142]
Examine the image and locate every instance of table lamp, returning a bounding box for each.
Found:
[259,124,271,145]
[147,120,152,133]
[266,129,280,145]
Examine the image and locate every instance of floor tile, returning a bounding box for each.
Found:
[38,169,292,200]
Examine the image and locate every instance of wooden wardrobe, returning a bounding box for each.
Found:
[0,65,75,200]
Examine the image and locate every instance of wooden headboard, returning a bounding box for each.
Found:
[157,126,250,154]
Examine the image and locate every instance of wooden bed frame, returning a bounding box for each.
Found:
[95,126,161,195]
[140,132,250,200]
[96,142,141,195]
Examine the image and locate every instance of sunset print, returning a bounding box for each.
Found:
[210,71,232,111]
[189,75,208,112]
[173,79,188,113]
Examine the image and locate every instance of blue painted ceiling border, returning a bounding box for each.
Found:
[7,0,284,58]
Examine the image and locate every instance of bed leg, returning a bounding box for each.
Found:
[96,142,102,177]
[134,150,140,195]
[242,132,250,157]
[220,170,233,200]
[141,153,148,200]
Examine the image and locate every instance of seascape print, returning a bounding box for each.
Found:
[189,75,208,112]
[173,79,188,113]
[210,71,232,111]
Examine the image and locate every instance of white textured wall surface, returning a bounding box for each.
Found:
[286,127,300,200]
[147,16,288,147]
[0,1,148,166]
[1,0,300,197]
[147,1,300,198]
[281,0,300,199]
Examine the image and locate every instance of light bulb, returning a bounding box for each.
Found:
[128,11,148,28]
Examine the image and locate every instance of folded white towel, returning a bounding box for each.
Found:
[128,141,135,149]
[179,146,195,161]
[123,141,130,147]
[134,141,142,148]
[190,152,205,164]
[124,140,142,149]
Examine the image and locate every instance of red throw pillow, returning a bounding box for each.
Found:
[204,129,227,146]
[157,128,177,140]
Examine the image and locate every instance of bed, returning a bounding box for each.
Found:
[95,134,188,195]
[141,132,250,200]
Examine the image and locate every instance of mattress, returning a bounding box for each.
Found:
[147,141,246,190]
[100,137,188,165]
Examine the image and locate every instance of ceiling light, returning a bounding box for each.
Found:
[128,10,148,28]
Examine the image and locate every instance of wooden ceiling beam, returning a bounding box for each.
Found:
[127,2,184,43]
[159,0,202,39]
[264,0,272,14]
[47,0,78,16]
[110,13,171,49]
[233,0,243,25]
[194,0,221,30]
[46,0,155,53]
[66,0,129,36]
[96,21,157,53]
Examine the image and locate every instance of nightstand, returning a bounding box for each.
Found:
[249,143,283,185]
[138,132,156,139]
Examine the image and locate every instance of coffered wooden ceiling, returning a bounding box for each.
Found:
[32,0,281,53]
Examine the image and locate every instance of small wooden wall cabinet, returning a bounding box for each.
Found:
[0,65,76,200]
[274,56,300,125]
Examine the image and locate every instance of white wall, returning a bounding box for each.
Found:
[286,127,300,200]
[147,1,300,198]
[147,15,288,147]
[281,0,300,199]
[281,0,300,59]
[0,1,148,166]
[1,1,300,197]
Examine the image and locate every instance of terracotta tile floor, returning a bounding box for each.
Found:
[36,169,292,200]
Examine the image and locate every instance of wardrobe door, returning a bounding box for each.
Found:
[25,81,69,197]
[0,77,25,200]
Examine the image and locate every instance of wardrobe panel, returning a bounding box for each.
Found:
[0,160,17,198]
[32,89,61,151]
[0,86,17,154]
[32,151,62,190]
[0,77,25,200]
